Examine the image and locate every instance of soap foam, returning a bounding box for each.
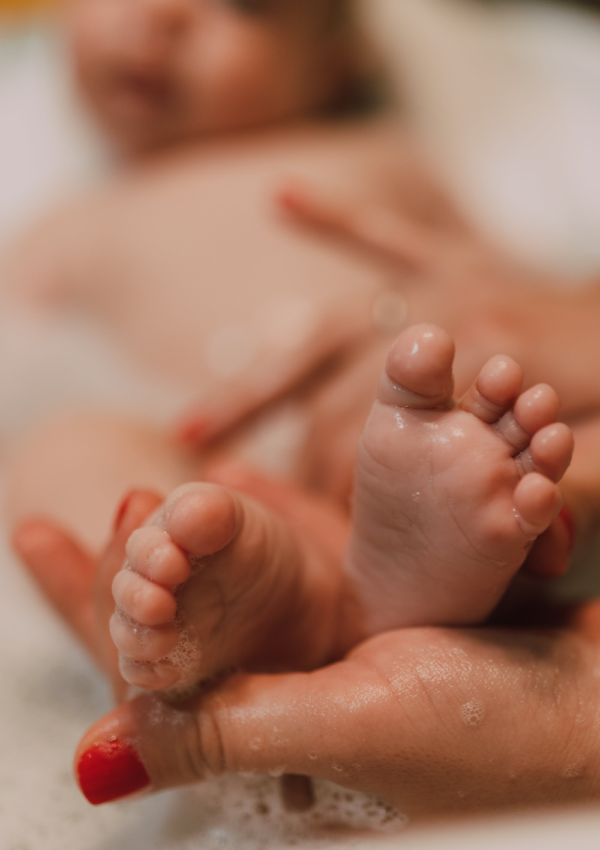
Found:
[460,700,485,728]
[158,774,409,849]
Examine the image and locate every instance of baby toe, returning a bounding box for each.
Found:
[514,384,560,434]
[126,526,191,588]
[514,472,562,537]
[118,658,181,690]
[379,323,455,409]
[109,613,179,662]
[494,384,560,454]
[459,355,523,423]
[112,569,177,626]
[165,483,238,557]
[519,423,574,482]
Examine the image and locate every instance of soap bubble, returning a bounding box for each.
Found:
[460,700,485,728]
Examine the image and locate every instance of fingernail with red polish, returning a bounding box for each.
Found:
[559,505,576,555]
[77,738,150,805]
[113,493,136,532]
[175,415,213,445]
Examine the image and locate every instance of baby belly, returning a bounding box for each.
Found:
[99,138,386,390]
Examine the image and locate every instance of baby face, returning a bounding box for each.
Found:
[69,0,341,155]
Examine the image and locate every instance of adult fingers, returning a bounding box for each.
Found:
[12,519,98,657]
[75,623,600,817]
[278,182,445,275]
[173,293,379,447]
[74,653,397,807]
[12,490,163,699]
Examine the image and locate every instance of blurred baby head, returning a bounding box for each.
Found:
[69,0,356,156]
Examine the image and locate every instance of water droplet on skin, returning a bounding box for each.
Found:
[308,751,318,761]
[411,492,421,502]
[395,412,406,430]
[562,758,585,779]
[208,827,233,849]
[460,700,485,727]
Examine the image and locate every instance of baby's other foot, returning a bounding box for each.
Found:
[111,483,336,692]
[347,324,574,633]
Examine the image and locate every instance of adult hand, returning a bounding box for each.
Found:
[75,602,600,817]
[172,290,382,448]
[14,470,598,817]
[12,490,162,702]
[278,182,600,418]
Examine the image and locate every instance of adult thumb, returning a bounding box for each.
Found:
[74,657,396,807]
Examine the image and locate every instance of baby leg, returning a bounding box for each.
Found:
[346,324,574,634]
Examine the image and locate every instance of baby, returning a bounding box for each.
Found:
[3,0,577,807]
[68,0,361,157]
[108,323,571,697]
[4,0,471,548]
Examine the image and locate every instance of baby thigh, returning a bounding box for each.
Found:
[5,412,194,553]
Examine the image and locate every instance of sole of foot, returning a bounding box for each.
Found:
[346,323,573,633]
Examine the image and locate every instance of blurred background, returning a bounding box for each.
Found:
[3,0,600,274]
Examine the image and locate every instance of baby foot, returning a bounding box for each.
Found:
[110,483,337,691]
[346,323,574,633]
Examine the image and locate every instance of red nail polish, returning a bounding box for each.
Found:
[113,493,136,532]
[175,414,213,445]
[77,738,150,805]
[559,505,576,555]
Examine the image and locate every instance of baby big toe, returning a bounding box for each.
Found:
[109,614,179,663]
[126,527,191,588]
[379,323,455,409]
[165,483,238,557]
[519,423,574,482]
[514,473,562,536]
[112,569,177,626]
[459,355,523,423]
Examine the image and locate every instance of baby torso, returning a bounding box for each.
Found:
[17,119,449,390]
